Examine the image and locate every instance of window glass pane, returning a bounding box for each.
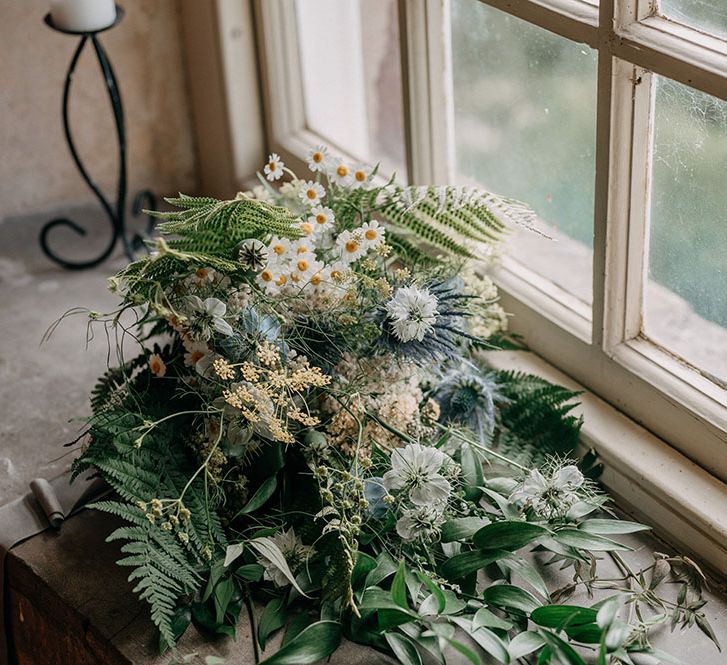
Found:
[660,0,727,39]
[295,0,406,178]
[645,76,727,384]
[451,0,598,306]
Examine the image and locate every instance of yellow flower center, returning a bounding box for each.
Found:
[365,229,378,241]
[196,268,209,279]
[311,273,322,286]
[315,213,327,224]
[336,165,349,177]
[299,222,313,235]
[312,152,323,163]
[291,273,300,283]
[276,275,287,286]
[355,170,366,182]
[306,188,317,200]
[273,244,285,255]
[345,240,359,253]
[261,270,273,282]
[268,162,277,171]
[297,245,309,254]
[331,270,342,280]
[190,350,204,363]
[297,259,309,272]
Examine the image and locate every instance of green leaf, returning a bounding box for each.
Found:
[224,543,245,568]
[282,613,314,647]
[483,585,540,614]
[213,578,235,624]
[473,521,550,551]
[391,560,409,609]
[441,549,509,580]
[258,620,341,664]
[366,551,399,588]
[530,605,598,629]
[509,631,546,660]
[578,519,650,535]
[351,552,378,591]
[441,636,481,665]
[235,563,265,582]
[441,517,491,543]
[237,475,277,516]
[473,607,513,631]
[449,616,510,663]
[553,529,632,552]
[415,571,446,614]
[539,630,587,665]
[500,556,550,599]
[249,538,309,597]
[159,605,191,654]
[258,597,287,650]
[385,632,422,665]
[460,444,484,501]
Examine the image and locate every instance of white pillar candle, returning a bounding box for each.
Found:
[50,0,116,32]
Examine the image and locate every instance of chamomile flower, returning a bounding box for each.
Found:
[291,257,324,285]
[336,229,366,264]
[351,163,372,188]
[307,205,334,233]
[306,145,329,173]
[267,236,292,263]
[148,353,167,378]
[360,220,385,249]
[183,340,209,368]
[329,159,353,187]
[298,180,326,206]
[190,267,216,288]
[263,153,284,181]
[295,219,316,238]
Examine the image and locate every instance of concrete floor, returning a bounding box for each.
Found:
[0,205,131,506]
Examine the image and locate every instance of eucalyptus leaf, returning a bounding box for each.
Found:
[258,620,341,665]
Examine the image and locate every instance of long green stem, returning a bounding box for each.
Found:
[244,589,260,664]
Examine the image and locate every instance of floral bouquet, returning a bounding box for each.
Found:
[71,146,719,664]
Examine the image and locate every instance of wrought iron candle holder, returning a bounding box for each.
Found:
[41,5,156,270]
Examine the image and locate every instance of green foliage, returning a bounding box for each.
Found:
[493,370,583,465]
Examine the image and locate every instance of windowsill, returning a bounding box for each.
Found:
[484,349,727,579]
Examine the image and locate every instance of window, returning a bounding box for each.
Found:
[254,0,727,486]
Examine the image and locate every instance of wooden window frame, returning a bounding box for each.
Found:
[248,0,727,568]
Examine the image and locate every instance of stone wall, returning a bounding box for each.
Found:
[0,0,197,219]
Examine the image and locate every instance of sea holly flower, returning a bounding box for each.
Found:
[383,443,452,506]
[187,296,234,339]
[306,144,329,173]
[264,152,284,181]
[509,464,586,518]
[385,285,439,343]
[298,180,326,206]
[396,505,446,542]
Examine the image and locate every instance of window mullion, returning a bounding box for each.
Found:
[399,0,454,184]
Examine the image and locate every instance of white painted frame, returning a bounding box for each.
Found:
[251,0,727,514]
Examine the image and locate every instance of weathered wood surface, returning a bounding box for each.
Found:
[6,509,394,665]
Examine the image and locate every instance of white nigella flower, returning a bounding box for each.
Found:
[307,205,334,233]
[396,505,445,542]
[509,465,585,518]
[264,153,284,181]
[258,528,314,587]
[328,159,353,187]
[383,443,452,506]
[385,285,439,343]
[188,296,234,339]
[336,229,366,264]
[306,145,329,173]
[298,180,326,206]
[360,220,385,249]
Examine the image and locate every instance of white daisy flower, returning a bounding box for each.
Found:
[385,285,439,343]
[328,159,353,187]
[182,340,209,368]
[148,353,167,378]
[295,219,316,238]
[383,443,452,506]
[290,257,324,286]
[351,163,372,189]
[307,205,334,233]
[336,229,366,264]
[360,220,385,248]
[306,145,329,173]
[189,267,216,288]
[264,153,284,181]
[267,236,292,264]
[298,180,326,206]
[256,267,288,293]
